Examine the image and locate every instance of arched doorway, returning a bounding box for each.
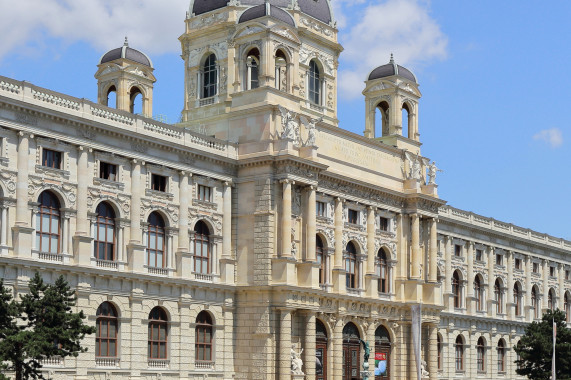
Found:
[343,322,361,380]
[316,319,328,380]
[375,325,391,379]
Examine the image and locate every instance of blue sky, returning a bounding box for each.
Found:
[0,0,569,239]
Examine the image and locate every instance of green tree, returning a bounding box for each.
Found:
[514,309,571,380]
[0,273,95,380]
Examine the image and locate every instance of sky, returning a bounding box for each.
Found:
[0,0,569,239]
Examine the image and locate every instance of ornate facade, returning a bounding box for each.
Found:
[0,1,569,379]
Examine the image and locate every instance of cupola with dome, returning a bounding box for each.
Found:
[94,38,156,118]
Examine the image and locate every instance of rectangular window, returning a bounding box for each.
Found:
[454,244,462,257]
[42,148,62,169]
[378,217,389,232]
[566,270,570,280]
[515,258,522,270]
[533,262,539,273]
[550,266,556,277]
[316,201,326,217]
[496,254,503,266]
[99,162,117,181]
[198,185,212,202]
[475,249,483,262]
[151,174,167,192]
[348,209,358,225]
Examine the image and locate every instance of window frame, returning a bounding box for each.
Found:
[308,60,322,105]
[497,340,506,373]
[96,302,119,358]
[41,148,62,169]
[195,311,214,362]
[455,336,464,372]
[316,201,326,218]
[347,209,359,225]
[202,54,218,99]
[197,184,212,202]
[148,307,168,360]
[150,173,168,193]
[476,337,485,373]
[99,161,118,181]
[316,235,325,285]
[194,221,211,275]
[94,202,116,261]
[345,242,357,289]
[36,191,61,254]
[377,249,389,294]
[147,212,166,269]
[452,271,462,309]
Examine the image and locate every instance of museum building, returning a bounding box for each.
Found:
[0,0,570,379]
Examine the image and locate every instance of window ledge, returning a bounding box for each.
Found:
[197,96,218,107]
[193,199,217,210]
[193,272,220,283]
[344,222,365,232]
[40,356,64,367]
[316,215,333,224]
[95,357,120,368]
[195,361,215,370]
[35,164,70,179]
[148,359,170,369]
[376,230,395,239]
[93,177,124,190]
[146,188,174,201]
[146,265,171,276]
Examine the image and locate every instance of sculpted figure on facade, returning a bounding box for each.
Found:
[405,152,422,180]
[427,161,443,185]
[291,343,304,375]
[300,115,322,147]
[278,105,300,142]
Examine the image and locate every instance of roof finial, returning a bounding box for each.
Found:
[390,53,394,63]
[124,36,129,47]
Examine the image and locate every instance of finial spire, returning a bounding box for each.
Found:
[390,53,394,63]
[124,36,129,47]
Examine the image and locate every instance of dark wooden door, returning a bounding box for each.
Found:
[316,342,327,380]
[343,342,361,380]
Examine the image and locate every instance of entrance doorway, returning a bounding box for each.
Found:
[342,322,361,380]
[375,325,391,379]
[316,319,328,380]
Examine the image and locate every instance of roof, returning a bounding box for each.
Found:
[368,55,417,83]
[238,4,295,27]
[99,38,153,68]
[190,0,333,25]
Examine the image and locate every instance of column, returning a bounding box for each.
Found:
[428,324,438,380]
[429,218,438,282]
[76,146,89,235]
[279,310,292,380]
[507,250,514,318]
[397,214,406,280]
[525,255,532,321]
[304,313,316,379]
[559,263,565,311]
[542,259,549,311]
[281,180,292,258]
[366,206,376,274]
[130,160,142,243]
[15,132,30,226]
[306,186,316,262]
[488,246,495,316]
[178,172,190,252]
[331,319,343,380]
[222,181,232,258]
[334,198,343,268]
[444,236,452,293]
[410,213,420,278]
[61,218,69,254]
[466,242,474,303]
[0,207,7,246]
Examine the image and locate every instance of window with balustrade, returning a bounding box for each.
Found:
[202,54,218,99]
[474,275,484,311]
[514,282,523,316]
[36,191,61,254]
[345,242,357,289]
[96,302,118,358]
[316,235,325,285]
[494,278,504,314]
[195,311,213,362]
[452,270,462,308]
[194,221,211,274]
[94,202,116,261]
[148,307,168,360]
[147,212,165,268]
[377,248,389,294]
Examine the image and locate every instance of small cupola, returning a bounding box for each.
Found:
[95,38,157,118]
[362,55,422,147]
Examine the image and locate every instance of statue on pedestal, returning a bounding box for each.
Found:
[421,359,429,378]
[426,161,443,185]
[291,343,304,375]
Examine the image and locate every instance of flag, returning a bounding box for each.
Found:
[411,304,422,380]
[552,319,556,380]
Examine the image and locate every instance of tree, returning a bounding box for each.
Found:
[0,273,95,380]
[514,309,571,380]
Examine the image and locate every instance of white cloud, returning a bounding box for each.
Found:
[0,0,188,61]
[337,0,448,99]
[533,128,563,148]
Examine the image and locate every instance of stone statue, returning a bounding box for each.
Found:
[291,343,304,375]
[405,152,422,180]
[427,161,443,185]
[300,115,322,146]
[421,359,429,378]
[278,105,299,141]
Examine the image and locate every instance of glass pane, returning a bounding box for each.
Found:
[157,235,164,248]
[42,235,49,251]
[157,252,163,267]
[205,346,211,361]
[36,235,41,249]
[149,251,156,266]
[101,342,108,357]
[109,322,116,337]
[109,341,116,357]
[42,214,50,231]
[106,226,114,243]
[159,343,166,359]
[160,325,166,340]
[98,225,105,241]
[36,215,41,230]
[51,217,59,232]
[50,237,58,253]
[149,234,156,248]
[198,346,204,361]
[152,342,158,358]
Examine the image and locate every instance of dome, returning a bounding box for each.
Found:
[190,0,333,25]
[239,4,295,27]
[99,38,153,68]
[368,55,417,83]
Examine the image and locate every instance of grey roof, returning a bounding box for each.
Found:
[368,56,417,83]
[239,4,295,26]
[99,40,153,68]
[191,0,333,24]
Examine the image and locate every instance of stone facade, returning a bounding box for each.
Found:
[0,1,569,380]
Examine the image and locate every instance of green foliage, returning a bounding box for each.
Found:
[514,309,571,380]
[0,273,95,380]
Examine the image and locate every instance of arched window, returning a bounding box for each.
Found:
[316,319,328,380]
[455,335,464,371]
[476,337,485,372]
[316,235,324,285]
[129,86,143,114]
[514,282,522,316]
[497,339,506,373]
[452,271,462,308]
[548,288,556,310]
[148,307,168,360]
[377,248,389,293]
[196,311,213,362]
[202,54,218,99]
[194,221,211,274]
[531,286,539,319]
[246,48,260,90]
[96,302,118,358]
[474,275,483,311]
[275,50,288,91]
[495,278,503,314]
[106,85,117,108]
[36,191,61,254]
[147,212,165,268]
[308,60,321,105]
[565,293,570,323]
[94,202,115,261]
[375,325,391,379]
[437,334,442,371]
[345,242,357,289]
[402,103,411,138]
[375,101,390,137]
